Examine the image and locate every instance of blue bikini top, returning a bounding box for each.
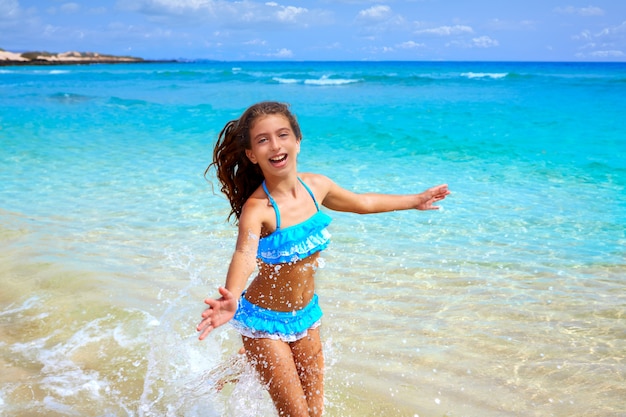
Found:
[257,178,331,264]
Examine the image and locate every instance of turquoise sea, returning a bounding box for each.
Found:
[1,61,625,416]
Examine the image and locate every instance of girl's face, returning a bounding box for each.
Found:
[245,114,300,175]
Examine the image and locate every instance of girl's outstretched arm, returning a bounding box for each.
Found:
[317,175,450,214]
[197,201,263,341]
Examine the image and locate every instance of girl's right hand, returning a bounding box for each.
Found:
[197,286,238,340]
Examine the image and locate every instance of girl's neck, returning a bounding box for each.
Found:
[263,173,301,198]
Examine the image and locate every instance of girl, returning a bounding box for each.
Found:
[197,101,450,416]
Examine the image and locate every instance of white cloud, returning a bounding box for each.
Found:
[118,0,317,26]
[554,6,604,16]
[447,35,499,49]
[267,47,293,57]
[263,1,308,22]
[579,41,597,49]
[398,40,425,49]
[43,24,61,37]
[472,36,499,48]
[362,45,395,55]
[0,0,20,20]
[573,29,593,41]
[117,0,218,16]
[415,25,474,36]
[60,3,80,13]
[275,6,308,23]
[99,21,177,43]
[573,21,626,59]
[354,4,406,37]
[574,21,626,43]
[244,39,267,46]
[596,20,626,37]
[580,6,604,16]
[356,5,391,21]
[590,50,624,58]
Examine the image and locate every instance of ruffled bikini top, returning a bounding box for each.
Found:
[257,178,331,265]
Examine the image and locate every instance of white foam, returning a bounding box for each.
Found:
[461,72,508,79]
[273,77,299,84]
[304,75,360,85]
[42,396,80,415]
[0,296,40,317]
[273,75,361,85]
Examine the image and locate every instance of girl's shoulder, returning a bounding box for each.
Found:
[299,172,331,188]
[242,185,271,214]
[299,172,335,197]
[239,185,275,230]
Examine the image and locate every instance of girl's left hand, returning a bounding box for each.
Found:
[417,184,450,210]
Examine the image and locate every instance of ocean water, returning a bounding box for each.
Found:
[0,61,625,417]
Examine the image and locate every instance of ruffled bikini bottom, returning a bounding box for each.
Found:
[231,293,322,342]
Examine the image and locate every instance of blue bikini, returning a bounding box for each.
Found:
[257,178,332,264]
[231,178,332,342]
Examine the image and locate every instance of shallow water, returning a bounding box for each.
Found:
[1,61,625,416]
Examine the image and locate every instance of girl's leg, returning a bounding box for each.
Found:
[290,327,324,417]
[243,336,310,417]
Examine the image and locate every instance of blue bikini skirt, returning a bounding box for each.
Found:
[231,294,322,342]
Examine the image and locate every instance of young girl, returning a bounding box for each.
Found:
[197,101,450,416]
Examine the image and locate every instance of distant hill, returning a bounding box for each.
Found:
[0,48,152,66]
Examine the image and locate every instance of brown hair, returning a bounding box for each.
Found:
[206,101,302,222]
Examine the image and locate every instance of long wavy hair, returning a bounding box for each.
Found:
[206,101,302,223]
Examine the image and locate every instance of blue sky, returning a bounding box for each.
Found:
[1,0,625,61]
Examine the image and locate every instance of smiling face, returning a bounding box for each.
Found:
[245,114,301,176]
